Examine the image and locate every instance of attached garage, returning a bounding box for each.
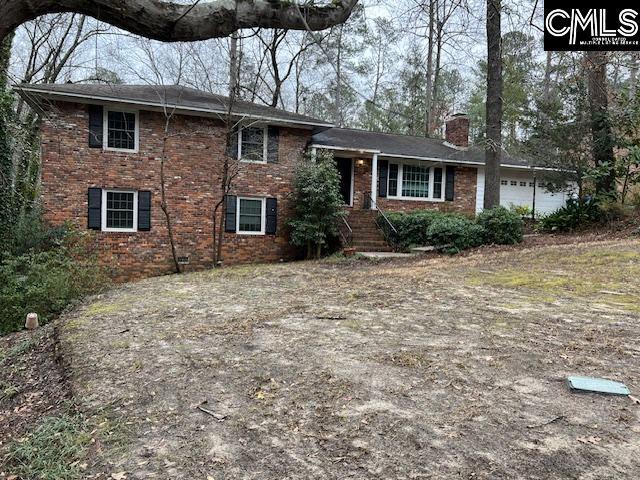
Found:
[475,167,573,216]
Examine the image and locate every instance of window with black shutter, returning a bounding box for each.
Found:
[104,191,136,231]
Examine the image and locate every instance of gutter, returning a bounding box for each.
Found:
[310,144,564,172]
[15,85,335,129]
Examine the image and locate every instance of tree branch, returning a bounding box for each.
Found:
[0,0,360,44]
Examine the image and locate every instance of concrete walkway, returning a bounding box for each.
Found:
[358,251,416,259]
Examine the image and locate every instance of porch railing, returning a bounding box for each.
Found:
[338,212,353,247]
[363,191,397,235]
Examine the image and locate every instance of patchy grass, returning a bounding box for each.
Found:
[84,301,129,317]
[467,244,640,313]
[0,338,36,363]
[3,412,91,480]
[2,407,128,479]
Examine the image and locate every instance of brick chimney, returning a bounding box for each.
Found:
[445,113,470,148]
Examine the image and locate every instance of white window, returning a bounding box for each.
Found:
[102,190,138,232]
[501,180,508,186]
[510,180,518,186]
[387,162,444,201]
[104,109,139,152]
[239,126,267,163]
[237,197,266,235]
[520,181,527,187]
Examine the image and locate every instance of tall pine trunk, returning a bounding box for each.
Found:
[586,51,616,196]
[424,0,435,137]
[484,0,502,210]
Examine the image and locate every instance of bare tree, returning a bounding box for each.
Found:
[229,33,240,98]
[0,0,360,44]
[255,29,318,108]
[484,0,502,209]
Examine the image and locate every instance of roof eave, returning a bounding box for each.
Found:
[14,85,334,129]
[310,144,563,171]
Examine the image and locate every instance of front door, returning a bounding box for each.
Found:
[335,157,353,206]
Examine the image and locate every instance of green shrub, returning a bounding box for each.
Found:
[377,210,447,251]
[8,209,68,256]
[537,198,602,232]
[287,151,345,258]
[426,216,485,254]
[477,206,524,245]
[509,204,532,219]
[0,227,107,335]
[598,199,628,222]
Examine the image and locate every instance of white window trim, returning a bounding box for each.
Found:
[236,196,266,235]
[238,126,268,164]
[103,108,139,153]
[386,161,445,202]
[101,189,138,232]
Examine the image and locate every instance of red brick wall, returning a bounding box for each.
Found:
[40,102,307,281]
[347,158,477,215]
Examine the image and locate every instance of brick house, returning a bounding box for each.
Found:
[18,84,570,280]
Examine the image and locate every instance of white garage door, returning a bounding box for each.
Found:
[475,168,572,215]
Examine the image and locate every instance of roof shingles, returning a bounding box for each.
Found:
[16,83,332,127]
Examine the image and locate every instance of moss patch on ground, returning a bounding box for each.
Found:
[467,245,640,312]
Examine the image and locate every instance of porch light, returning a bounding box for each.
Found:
[356,159,365,166]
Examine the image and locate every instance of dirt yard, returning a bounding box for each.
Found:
[50,239,640,478]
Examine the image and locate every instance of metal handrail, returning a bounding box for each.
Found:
[364,191,397,234]
[338,212,353,247]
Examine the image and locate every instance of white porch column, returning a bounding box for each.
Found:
[370,153,378,210]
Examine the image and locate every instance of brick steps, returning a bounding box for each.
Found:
[342,210,394,253]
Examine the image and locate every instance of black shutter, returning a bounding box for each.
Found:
[445,166,455,201]
[265,197,277,235]
[226,127,239,160]
[225,195,237,232]
[88,105,103,148]
[378,160,388,198]
[138,191,151,231]
[267,126,279,163]
[87,187,102,230]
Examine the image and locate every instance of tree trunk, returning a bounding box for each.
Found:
[630,53,639,99]
[484,0,502,210]
[0,32,15,242]
[160,128,181,274]
[229,33,239,98]
[0,32,12,87]
[424,0,435,137]
[334,25,343,127]
[431,15,443,135]
[586,51,616,196]
[542,51,552,105]
[0,0,359,44]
